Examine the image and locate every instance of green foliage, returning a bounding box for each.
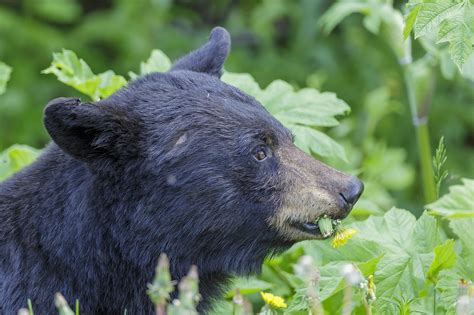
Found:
[42,49,127,101]
[41,48,350,162]
[0,61,11,95]
[0,144,40,181]
[147,253,200,315]
[147,254,174,307]
[222,73,350,161]
[1,1,473,314]
[129,49,171,80]
[218,206,473,314]
[404,0,474,74]
[426,178,474,218]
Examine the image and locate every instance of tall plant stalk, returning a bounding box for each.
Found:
[401,39,437,204]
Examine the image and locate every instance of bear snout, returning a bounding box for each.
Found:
[268,144,364,241]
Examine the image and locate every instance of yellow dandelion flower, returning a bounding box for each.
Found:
[331,227,357,248]
[260,292,287,308]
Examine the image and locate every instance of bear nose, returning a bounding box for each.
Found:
[340,176,364,210]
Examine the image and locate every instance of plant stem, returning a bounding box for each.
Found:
[415,122,437,203]
[342,284,353,315]
[401,48,437,204]
[363,298,372,315]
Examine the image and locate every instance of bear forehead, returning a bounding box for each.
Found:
[108,70,292,139]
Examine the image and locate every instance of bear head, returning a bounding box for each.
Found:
[43,27,363,279]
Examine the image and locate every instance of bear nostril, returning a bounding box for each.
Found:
[340,176,364,209]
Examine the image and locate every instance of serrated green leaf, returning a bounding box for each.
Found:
[290,125,347,161]
[352,208,417,253]
[0,61,12,95]
[256,79,294,113]
[140,49,172,74]
[221,72,262,96]
[42,49,126,100]
[0,145,40,181]
[427,239,457,283]
[449,218,474,273]
[436,254,474,315]
[448,22,473,70]
[414,0,464,38]
[426,178,474,218]
[223,72,349,161]
[302,237,383,266]
[349,209,452,312]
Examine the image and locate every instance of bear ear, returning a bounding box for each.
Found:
[44,97,139,162]
[170,26,230,78]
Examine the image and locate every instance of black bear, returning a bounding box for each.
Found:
[0,27,363,314]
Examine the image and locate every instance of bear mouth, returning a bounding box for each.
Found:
[289,218,336,239]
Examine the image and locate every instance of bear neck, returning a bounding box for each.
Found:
[1,144,291,309]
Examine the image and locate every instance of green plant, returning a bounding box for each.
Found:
[320,0,474,204]
[0,144,40,180]
[3,23,473,314]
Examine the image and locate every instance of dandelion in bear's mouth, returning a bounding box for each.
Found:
[260,292,287,308]
[331,227,357,248]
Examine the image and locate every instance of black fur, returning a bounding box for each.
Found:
[0,27,294,314]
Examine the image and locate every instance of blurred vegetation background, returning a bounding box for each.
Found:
[0,0,473,213]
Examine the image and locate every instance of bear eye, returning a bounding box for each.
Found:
[254,149,267,161]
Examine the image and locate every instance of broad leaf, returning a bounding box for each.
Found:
[223,72,350,161]
[413,0,464,38]
[129,49,172,79]
[351,210,443,312]
[427,239,456,283]
[0,145,40,181]
[426,178,474,218]
[0,61,12,95]
[140,49,171,74]
[436,252,474,315]
[42,49,127,101]
[449,218,474,274]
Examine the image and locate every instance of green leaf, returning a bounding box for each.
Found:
[221,72,262,96]
[42,49,126,101]
[427,239,457,283]
[414,0,464,38]
[140,49,172,75]
[290,125,347,161]
[223,73,349,161]
[0,145,40,181]
[436,253,474,315]
[302,237,383,267]
[0,61,12,95]
[351,209,445,312]
[426,178,474,218]
[449,218,474,272]
[352,208,417,253]
[404,4,422,39]
[225,277,273,298]
[319,2,369,34]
